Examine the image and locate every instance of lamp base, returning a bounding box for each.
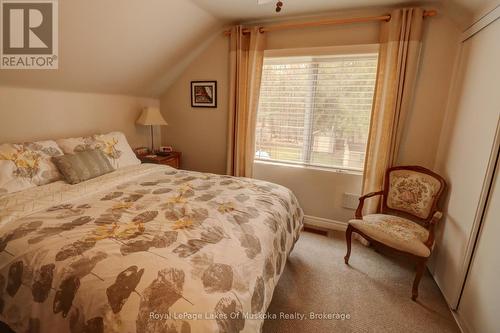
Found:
[150,125,154,153]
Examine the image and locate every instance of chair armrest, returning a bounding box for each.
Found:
[355,191,384,219]
[424,211,444,247]
[430,211,443,225]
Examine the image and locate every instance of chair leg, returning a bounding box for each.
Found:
[412,259,427,301]
[344,224,353,264]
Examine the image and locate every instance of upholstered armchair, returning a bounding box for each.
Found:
[344,166,446,300]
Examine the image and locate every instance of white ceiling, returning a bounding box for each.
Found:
[0,0,491,97]
[451,0,498,13]
[191,0,437,20]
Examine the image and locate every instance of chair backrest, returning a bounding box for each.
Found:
[382,166,447,224]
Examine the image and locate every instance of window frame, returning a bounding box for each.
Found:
[254,44,380,174]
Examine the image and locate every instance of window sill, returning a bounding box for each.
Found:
[253,160,363,176]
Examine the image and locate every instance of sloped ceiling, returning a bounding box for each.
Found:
[0,0,222,97]
[0,0,491,97]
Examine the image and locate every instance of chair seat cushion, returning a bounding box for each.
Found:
[349,214,431,257]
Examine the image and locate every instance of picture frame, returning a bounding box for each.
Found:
[191,81,217,108]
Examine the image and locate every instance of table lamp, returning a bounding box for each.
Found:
[136,107,168,153]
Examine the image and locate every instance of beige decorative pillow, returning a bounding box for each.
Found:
[56,131,140,169]
[0,140,64,196]
[53,149,114,185]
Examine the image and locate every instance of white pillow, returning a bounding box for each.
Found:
[54,135,96,154]
[56,131,140,169]
[0,140,64,196]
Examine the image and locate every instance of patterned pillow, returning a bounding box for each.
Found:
[0,140,64,196]
[53,149,114,185]
[56,132,140,169]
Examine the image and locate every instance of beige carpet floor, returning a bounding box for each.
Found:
[263,231,460,333]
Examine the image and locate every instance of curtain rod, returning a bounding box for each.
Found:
[223,10,437,36]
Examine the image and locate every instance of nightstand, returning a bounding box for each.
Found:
[137,152,181,169]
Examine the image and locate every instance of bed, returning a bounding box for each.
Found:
[0,163,303,333]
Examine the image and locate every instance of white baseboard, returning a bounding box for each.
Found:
[304,215,347,231]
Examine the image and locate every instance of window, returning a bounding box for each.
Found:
[255,48,378,172]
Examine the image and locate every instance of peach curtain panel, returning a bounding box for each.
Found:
[226,26,266,177]
[362,8,424,213]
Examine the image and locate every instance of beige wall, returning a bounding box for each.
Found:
[0,86,159,147]
[254,163,362,222]
[160,9,461,222]
[397,14,460,167]
[160,35,230,174]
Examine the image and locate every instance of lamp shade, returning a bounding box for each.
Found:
[136,107,168,126]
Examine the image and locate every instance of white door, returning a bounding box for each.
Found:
[458,159,500,333]
[430,18,500,308]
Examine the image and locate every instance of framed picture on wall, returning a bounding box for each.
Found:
[191,81,217,108]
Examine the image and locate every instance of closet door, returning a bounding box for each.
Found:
[458,161,500,333]
[431,18,500,308]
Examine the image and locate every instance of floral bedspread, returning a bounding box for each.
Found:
[0,164,303,333]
